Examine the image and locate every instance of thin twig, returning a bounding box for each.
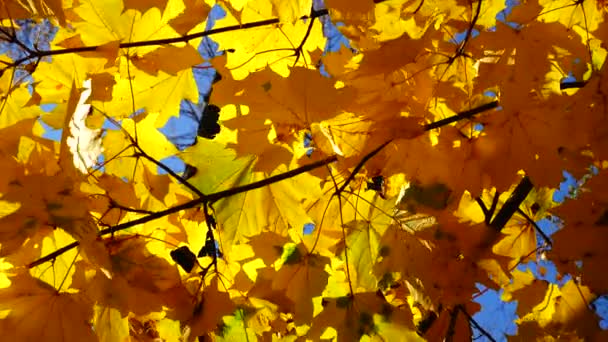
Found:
[424,101,499,130]
[109,199,154,215]
[135,150,206,198]
[516,207,552,246]
[489,176,533,231]
[336,140,392,195]
[293,6,317,66]
[457,304,498,342]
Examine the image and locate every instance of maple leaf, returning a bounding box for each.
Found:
[0,68,41,128]
[131,45,204,76]
[517,279,600,338]
[186,279,236,337]
[501,268,549,318]
[492,187,556,268]
[123,0,169,14]
[271,0,312,23]
[0,273,96,341]
[550,172,608,293]
[102,112,178,179]
[71,236,193,318]
[271,243,330,324]
[211,0,326,78]
[168,0,212,35]
[93,306,130,342]
[214,307,258,341]
[208,162,321,248]
[309,292,417,341]
[0,167,94,258]
[538,0,605,32]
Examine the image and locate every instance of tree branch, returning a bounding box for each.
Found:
[489,176,533,231]
[135,150,206,198]
[424,101,499,131]
[1,0,399,73]
[28,155,337,268]
[1,8,331,72]
[560,80,587,90]
[329,100,502,198]
[336,139,392,195]
[293,6,318,66]
[207,155,338,203]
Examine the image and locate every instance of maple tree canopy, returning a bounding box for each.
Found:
[0,0,607,341]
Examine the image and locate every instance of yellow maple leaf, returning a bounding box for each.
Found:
[186,279,236,337]
[212,0,325,78]
[272,243,330,324]
[539,0,604,32]
[502,269,549,318]
[93,305,130,342]
[102,112,179,179]
[519,279,599,338]
[130,45,204,76]
[271,0,312,23]
[169,0,212,35]
[71,236,192,317]
[0,169,91,257]
[309,292,416,341]
[0,63,42,128]
[0,273,96,341]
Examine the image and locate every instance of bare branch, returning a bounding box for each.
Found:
[490,176,534,231]
[424,101,499,131]
[28,155,338,267]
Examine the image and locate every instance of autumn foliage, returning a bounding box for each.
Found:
[0,0,607,340]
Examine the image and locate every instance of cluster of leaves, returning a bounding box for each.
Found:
[0,0,607,341]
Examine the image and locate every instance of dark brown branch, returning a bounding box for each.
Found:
[1,9,330,72]
[207,155,338,203]
[424,101,499,131]
[560,80,587,90]
[1,0,403,73]
[29,241,79,268]
[28,155,337,268]
[475,190,501,225]
[293,6,317,66]
[334,101,502,198]
[104,155,338,232]
[109,199,154,215]
[489,176,533,231]
[0,26,33,54]
[457,0,483,55]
